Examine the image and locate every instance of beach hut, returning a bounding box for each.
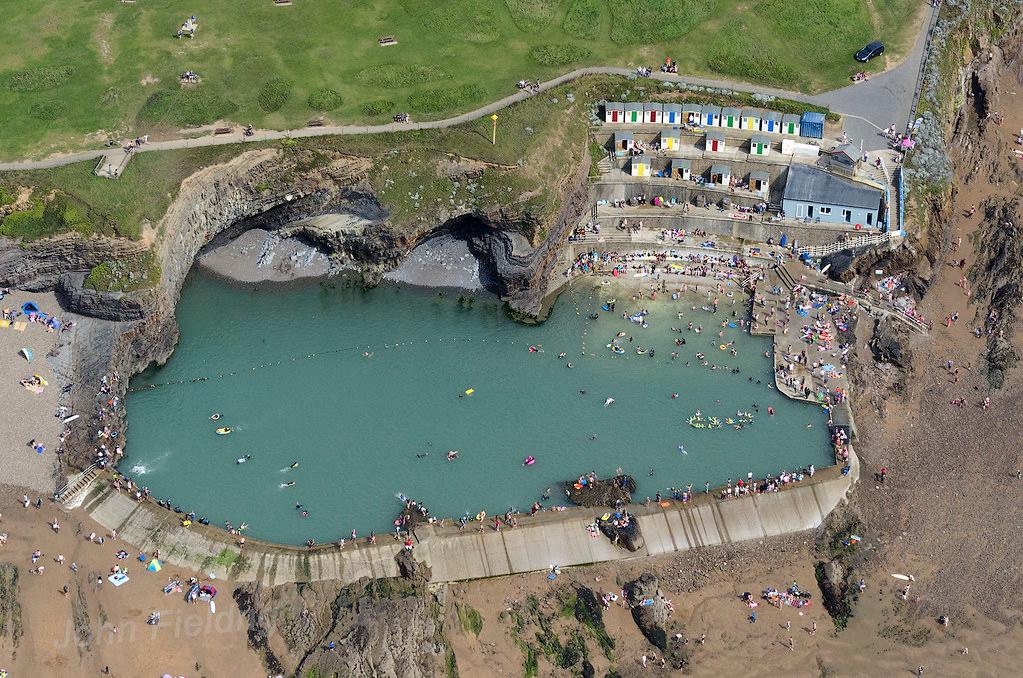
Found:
[701,105,721,127]
[710,164,731,186]
[682,103,702,125]
[630,155,651,177]
[669,158,692,181]
[749,135,770,156]
[741,109,761,131]
[721,107,741,129]
[644,103,663,124]
[663,103,682,125]
[760,111,782,133]
[705,131,726,153]
[749,170,770,195]
[799,111,826,139]
[614,131,635,152]
[660,128,681,151]
[625,103,643,124]
[604,102,624,124]
[781,114,800,136]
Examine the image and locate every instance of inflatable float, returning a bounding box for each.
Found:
[215,427,232,435]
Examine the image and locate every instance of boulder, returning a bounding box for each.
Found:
[624,573,686,669]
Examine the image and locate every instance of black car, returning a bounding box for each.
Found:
[855,41,884,62]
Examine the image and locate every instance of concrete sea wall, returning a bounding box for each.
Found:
[83,451,857,585]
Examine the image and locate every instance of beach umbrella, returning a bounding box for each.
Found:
[19,348,32,362]
[21,302,39,314]
[147,559,163,572]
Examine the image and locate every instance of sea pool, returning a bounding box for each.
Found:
[125,272,832,544]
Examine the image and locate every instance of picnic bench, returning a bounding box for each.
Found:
[378,36,398,47]
[214,127,233,135]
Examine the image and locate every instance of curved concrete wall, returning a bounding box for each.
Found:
[83,451,856,585]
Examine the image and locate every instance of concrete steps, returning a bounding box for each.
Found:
[57,464,100,509]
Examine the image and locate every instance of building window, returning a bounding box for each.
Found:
[819,207,832,215]
[842,209,851,222]
[866,213,873,225]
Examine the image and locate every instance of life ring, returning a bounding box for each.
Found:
[719,344,727,350]
[855,223,862,230]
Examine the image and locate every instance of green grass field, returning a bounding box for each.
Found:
[0,0,921,159]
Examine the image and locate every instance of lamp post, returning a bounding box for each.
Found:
[490,113,498,145]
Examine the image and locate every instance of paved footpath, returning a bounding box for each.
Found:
[0,10,934,173]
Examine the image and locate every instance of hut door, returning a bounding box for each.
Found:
[710,139,719,152]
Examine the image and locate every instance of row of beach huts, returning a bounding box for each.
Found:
[603,102,826,140]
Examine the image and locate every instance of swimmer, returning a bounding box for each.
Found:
[566,362,574,368]
[415,452,429,458]
[447,450,459,460]
[806,423,813,429]
[281,481,295,488]
[648,468,655,476]
[671,393,679,399]
[236,454,251,464]
[290,461,299,469]
[210,413,221,421]
[590,433,598,441]
[579,389,586,395]
[558,352,566,359]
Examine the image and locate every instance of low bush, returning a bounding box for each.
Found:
[407,84,485,114]
[137,88,239,127]
[29,100,68,120]
[84,250,161,292]
[505,0,559,32]
[307,87,343,111]
[609,0,712,44]
[530,44,592,66]
[563,0,603,39]
[6,65,74,92]
[362,99,396,116]
[354,64,450,88]
[258,77,293,112]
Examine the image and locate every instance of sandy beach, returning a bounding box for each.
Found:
[0,290,68,494]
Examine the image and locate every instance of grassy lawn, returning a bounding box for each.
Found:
[1,0,921,160]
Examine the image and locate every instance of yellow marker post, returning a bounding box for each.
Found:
[490,113,499,145]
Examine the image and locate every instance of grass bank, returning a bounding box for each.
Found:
[1,0,920,159]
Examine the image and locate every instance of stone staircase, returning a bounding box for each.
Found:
[56,463,100,509]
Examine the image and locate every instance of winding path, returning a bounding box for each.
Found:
[0,9,934,173]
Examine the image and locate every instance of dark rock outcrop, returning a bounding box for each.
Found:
[624,573,687,669]
[56,272,156,321]
[597,511,644,552]
[868,317,913,370]
[564,475,635,508]
[0,233,147,291]
[234,577,443,678]
[394,548,430,585]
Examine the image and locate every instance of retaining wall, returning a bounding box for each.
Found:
[83,450,857,585]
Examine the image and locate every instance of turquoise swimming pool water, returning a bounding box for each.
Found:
[125,272,832,544]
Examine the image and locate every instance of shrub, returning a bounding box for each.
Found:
[6,65,74,92]
[354,64,451,88]
[609,0,712,44]
[504,0,559,32]
[400,0,500,44]
[563,0,603,39]
[258,77,293,112]
[407,84,485,114]
[307,87,343,111]
[530,44,592,66]
[84,250,161,292]
[137,88,239,127]
[29,100,68,120]
[0,195,98,240]
[362,99,395,116]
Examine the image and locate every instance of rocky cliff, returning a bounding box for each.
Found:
[0,144,590,470]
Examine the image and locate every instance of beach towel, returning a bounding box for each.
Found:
[0,319,9,328]
[13,321,26,331]
[108,572,130,587]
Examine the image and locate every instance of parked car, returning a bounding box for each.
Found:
[855,41,885,62]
